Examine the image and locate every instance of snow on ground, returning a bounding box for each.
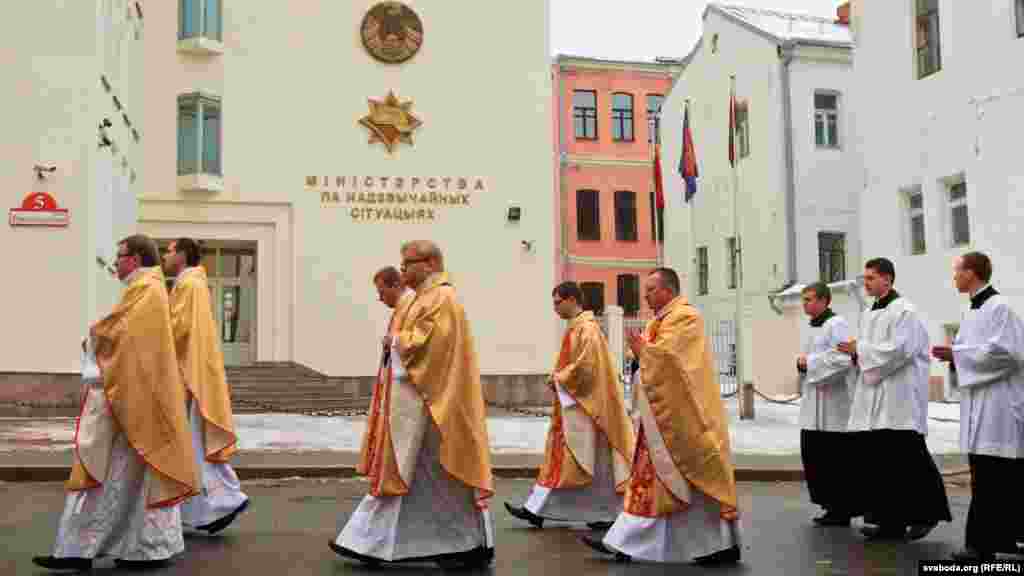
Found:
[0,399,962,455]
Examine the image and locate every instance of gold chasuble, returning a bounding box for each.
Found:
[68,267,198,509]
[627,296,737,520]
[170,267,237,462]
[397,273,494,504]
[357,291,415,497]
[539,311,634,492]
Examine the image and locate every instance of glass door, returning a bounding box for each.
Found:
[159,239,257,366]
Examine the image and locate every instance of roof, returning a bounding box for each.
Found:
[554,53,685,75]
[705,3,854,48]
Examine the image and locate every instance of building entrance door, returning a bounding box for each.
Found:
[159,239,257,366]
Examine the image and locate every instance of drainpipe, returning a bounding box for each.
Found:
[769,40,799,316]
[556,64,570,281]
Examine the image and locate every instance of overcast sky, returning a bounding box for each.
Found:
[550,0,846,61]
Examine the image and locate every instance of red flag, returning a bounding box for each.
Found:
[728,83,736,167]
[654,143,665,209]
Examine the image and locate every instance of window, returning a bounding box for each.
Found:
[573,90,598,140]
[948,181,970,246]
[1017,0,1024,37]
[178,93,222,176]
[696,243,712,293]
[647,94,665,144]
[726,237,738,289]
[735,102,750,158]
[697,246,709,295]
[580,282,605,315]
[180,0,222,41]
[818,232,846,282]
[915,0,941,78]
[614,191,637,242]
[814,92,840,148]
[649,191,664,243]
[617,274,641,316]
[576,189,601,241]
[906,189,926,255]
[611,93,634,142]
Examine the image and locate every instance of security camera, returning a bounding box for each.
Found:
[33,165,56,180]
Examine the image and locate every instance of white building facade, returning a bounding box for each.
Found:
[850,0,1024,400]
[2,0,558,406]
[0,0,142,406]
[660,3,861,396]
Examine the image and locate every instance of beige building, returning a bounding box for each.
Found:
[1,0,556,407]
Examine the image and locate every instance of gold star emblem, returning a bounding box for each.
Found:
[359,91,423,154]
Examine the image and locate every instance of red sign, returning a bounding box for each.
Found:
[9,192,69,227]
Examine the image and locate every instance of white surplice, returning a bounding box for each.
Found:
[952,290,1024,458]
[180,399,249,529]
[800,314,854,432]
[334,338,493,561]
[53,341,184,561]
[523,382,623,523]
[602,381,741,563]
[848,295,932,434]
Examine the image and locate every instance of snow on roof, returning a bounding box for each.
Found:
[707,3,854,48]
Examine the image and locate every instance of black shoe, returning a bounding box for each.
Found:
[579,535,631,562]
[951,548,995,562]
[328,540,382,566]
[907,522,938,541]
[31,556,92,572]
[860,524,906,540]
[504,502,544,528]
[434,546,494,569]
[197,498,250,535]
[813,512,852,527]
[113,558,170,570]
[694,545,741,565]
[586,521,614,531]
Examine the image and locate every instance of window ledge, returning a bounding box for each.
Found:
[177,37,224,56]
[178,173,224,193]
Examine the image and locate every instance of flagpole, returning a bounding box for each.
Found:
[730,75,751,420]
[684,99,695,301]
[650,115,662,267]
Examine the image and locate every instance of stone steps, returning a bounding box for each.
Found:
[225,362,372,414]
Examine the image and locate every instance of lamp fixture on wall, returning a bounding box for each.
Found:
[506,205,521,222]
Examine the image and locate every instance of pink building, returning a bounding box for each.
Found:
[553,55,682,317]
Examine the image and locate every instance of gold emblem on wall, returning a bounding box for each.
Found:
[359,91,423,154]
[360,2,423,64]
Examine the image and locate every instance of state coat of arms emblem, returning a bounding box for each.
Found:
[360,2,423,64]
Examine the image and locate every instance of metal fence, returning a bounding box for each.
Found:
[710,319,738,397]
[599,315,738,398]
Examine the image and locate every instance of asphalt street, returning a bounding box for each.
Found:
[1,476,974,575]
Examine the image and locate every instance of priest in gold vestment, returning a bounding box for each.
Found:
[163,238,250,534]
[505,281,634,530]
[34,235,198,572]
[580,268,742,564]
[331,243,494,569]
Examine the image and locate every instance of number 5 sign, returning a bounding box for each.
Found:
[9,192,69,227]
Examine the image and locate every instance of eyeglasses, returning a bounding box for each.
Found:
[400,257,430,270]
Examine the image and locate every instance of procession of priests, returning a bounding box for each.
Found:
[30,235,1024,569]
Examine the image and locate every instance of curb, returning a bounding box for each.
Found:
[0,465,972,484]
[0,465,803,483]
